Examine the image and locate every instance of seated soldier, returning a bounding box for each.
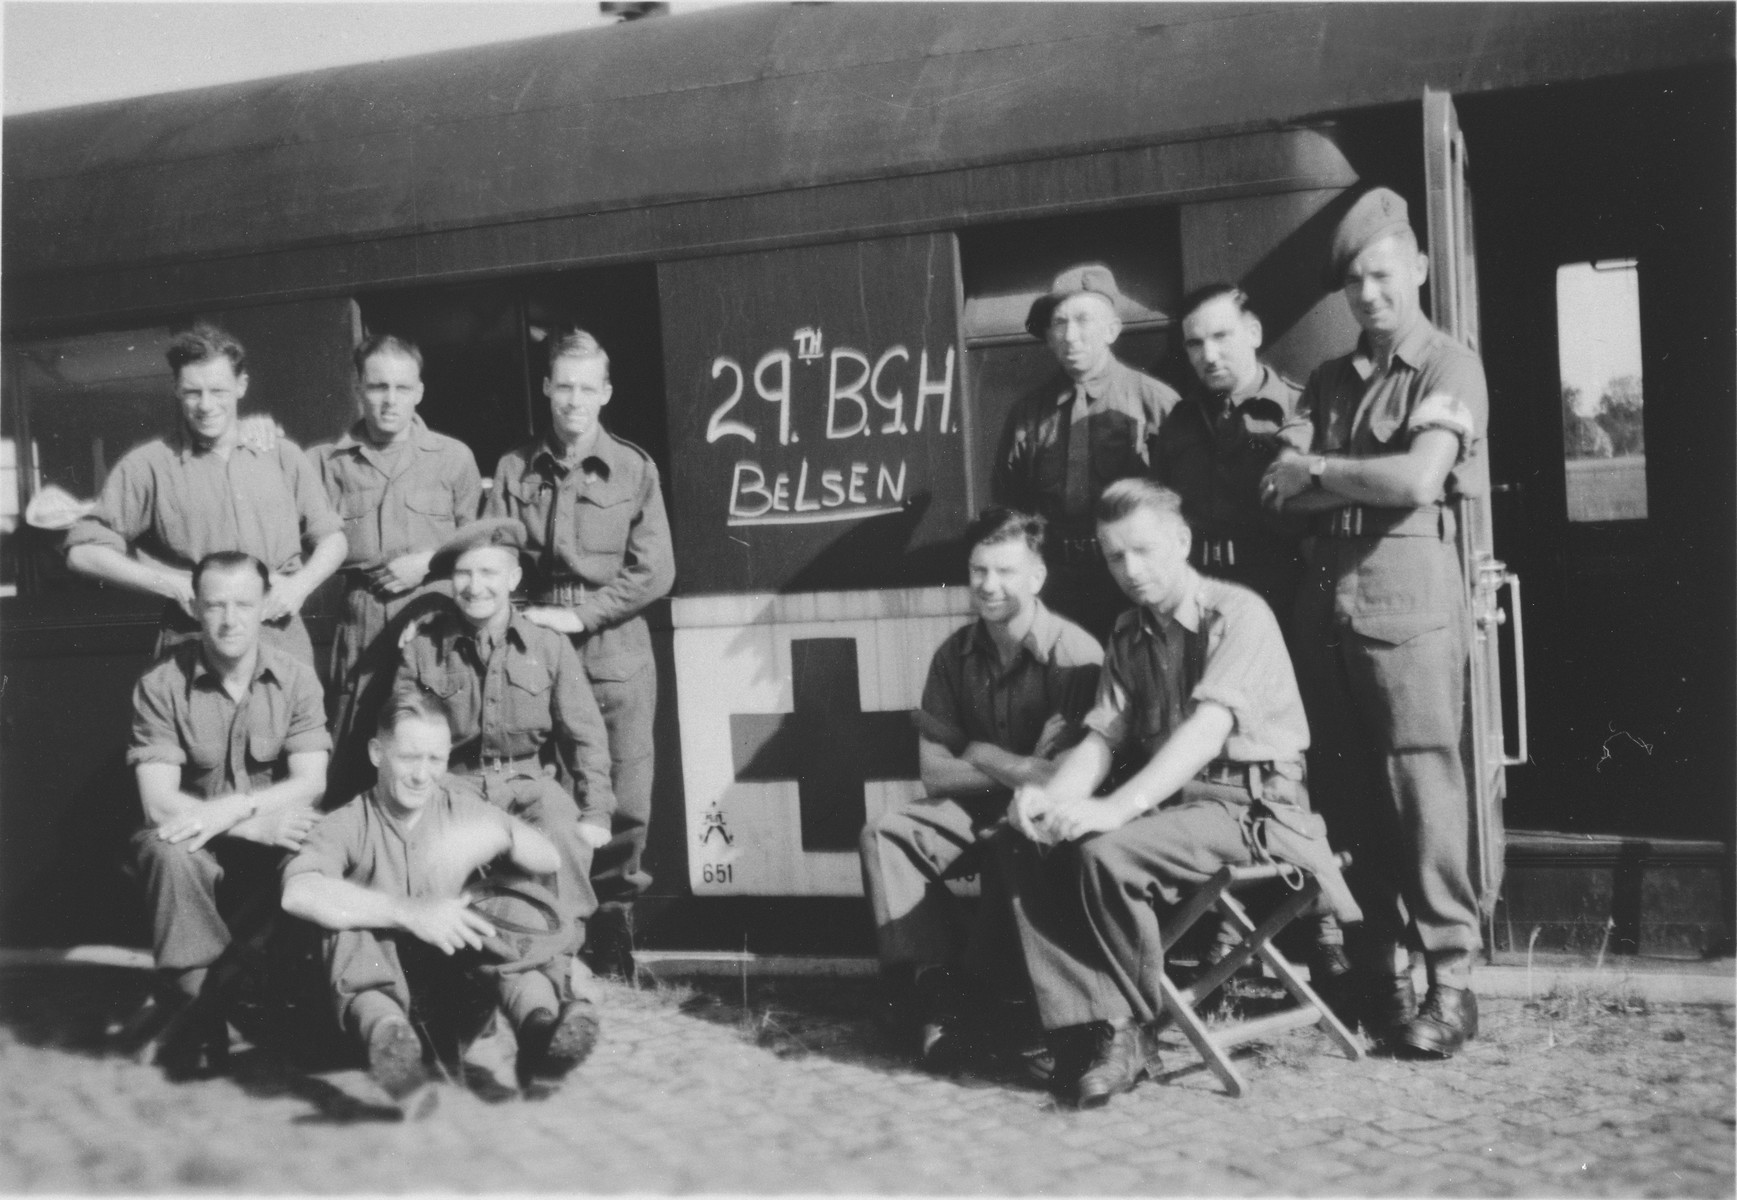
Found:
[126,550,331,1075]
[392,518,614,969]
[859,507,1101,1068]
[1001,480,1357,1108]
[282,688,599,1105]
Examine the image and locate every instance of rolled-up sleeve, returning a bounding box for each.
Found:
[127,668,186,768]
[1408,350,1488,468]
[283,664,334,756]
[281,805,358,882]
[64,449,154,556]
[912,644,967,754]
[1081,648,1134,751]
[281,442,343,543]
[1189,597,1286,741]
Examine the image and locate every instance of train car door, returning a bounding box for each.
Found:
[1422,89,1522,946]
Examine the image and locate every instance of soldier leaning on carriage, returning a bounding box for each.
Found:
[75,182,1486,1110]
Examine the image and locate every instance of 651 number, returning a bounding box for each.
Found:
[702,863,735,884]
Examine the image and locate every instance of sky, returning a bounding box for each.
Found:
[2,1,737,115]
[1556,260,1644,411]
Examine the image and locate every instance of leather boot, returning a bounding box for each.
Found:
[1071,1021,1161,1109]
[1399,984,1478,1058]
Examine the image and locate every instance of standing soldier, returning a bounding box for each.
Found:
[1155,285,1311,623]
[314,334,482,798]
[487,330,675,963]
[993,264,1180,639]
[1263,187,1488,1058]
[64,323,346,664]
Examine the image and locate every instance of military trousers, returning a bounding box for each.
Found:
[995,783,1257,1030]
[131,831,284,972]
[1292,533,1482,958]
[858,795,1009,969]
[584,663,657,902]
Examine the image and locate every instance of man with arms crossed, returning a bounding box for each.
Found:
[282,688,597,1107]
[314,334,482,796]
[487,330,675,960]
[859,507,1101,1067]
[1002,480,1354,1107]
[127,551,331,1074]
[65,324,346,664]
[1262,187,1488,1058]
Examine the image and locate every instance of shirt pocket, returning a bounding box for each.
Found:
[577,494,634,556]
[504,655,555,733]
[1344,610,1465,750]
[247,731,285,770]
[404,486,459,545]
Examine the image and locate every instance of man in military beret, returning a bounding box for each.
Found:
[1154,285,1312,624]
[283,687,597,1108]
[1263,186,1488,1058]
[993,264,1180,640]
[393,517,615,964]
[486,330,675,964]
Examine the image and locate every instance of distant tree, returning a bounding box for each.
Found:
[1561,384,1610,458]
[1595,374,1646,457]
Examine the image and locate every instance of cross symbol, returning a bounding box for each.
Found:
[730,637,918,852]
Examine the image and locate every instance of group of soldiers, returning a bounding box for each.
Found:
[63,183,1483,1113]
[66,326,672,1104]
[861,187,1489,1107]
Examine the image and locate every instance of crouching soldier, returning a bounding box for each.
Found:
[1001,480,1358,1107]
[859,507,1101,1068]
[282,689,598,1106]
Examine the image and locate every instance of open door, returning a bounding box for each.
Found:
[1423,89,1528,952]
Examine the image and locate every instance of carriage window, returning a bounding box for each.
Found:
[1557,260,1647,522]
[2,327,176,593]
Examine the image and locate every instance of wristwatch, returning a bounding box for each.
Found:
[1309,456,1328,487]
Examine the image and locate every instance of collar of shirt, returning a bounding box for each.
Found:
[331,415,439,467]
[1351,316,1438,380]
[185,642,283,699]
[533,428,633,502]
[441,610,531,659]
[1184,362,1289,418]
[964,601,1064,670]
[1054,356,1141,411]
[168,424,261,464]
[1133,569,1205,641]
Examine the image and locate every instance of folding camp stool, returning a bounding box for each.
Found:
[1152,852,1364,1097]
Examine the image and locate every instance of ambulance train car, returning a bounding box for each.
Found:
[3,3,1731,958]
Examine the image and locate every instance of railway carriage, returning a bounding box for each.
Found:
[3,3,1731,958]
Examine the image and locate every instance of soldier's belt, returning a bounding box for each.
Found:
[534,579,594,607]
[1195,759,1305,802]
[449,749,546,777]
[1315,504,1454,540]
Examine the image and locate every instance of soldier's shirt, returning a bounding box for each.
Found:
[1084,572,1309,771]
[1297,316,1489,502]
[313,417,482,574]
[283,778,512,901]
[127,641,332,801]
[993,356,1180,528]
[1154,363,1310,540]
[394,609,615,827]
[64,427,341,574]
[916,601,1104,785]
[485,426,675,681]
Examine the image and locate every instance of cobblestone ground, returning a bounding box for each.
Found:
[0,965,1731,1196]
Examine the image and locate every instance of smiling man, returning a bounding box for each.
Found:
[313,334,482,798]
[64,323,346,664]
[1262,187,1489,1060]
[392,518,614,976]
[858,507,1101,1069]
[485,329,674,965]
[282,688,598,1108]
[126,551,331,1076]
[996,480,1354,1108]
[993,265,1180,639]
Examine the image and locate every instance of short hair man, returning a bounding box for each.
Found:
[992,265,1181,640]
[282,689,598,1106]
[999,481,1356,1108]
[65,324,347,664]
[1154,285,1311,621]
[858,507,1102,1067]
[485,329,675,957]
[127,550,331,1074]
[313,334,483,797]
[1261,187,1488,1058]
[393,518,615,968]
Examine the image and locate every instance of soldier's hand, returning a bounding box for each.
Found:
[1261,455,1313,509]
[157,795,250,853]
[262,572,307,623]
[235,415,284,454]
[1010,784,1053,844]
[398,896,496,956]
[1032,713,1071,760]
[522,606,584,635]
[1044,794,1138,843]
[371,550,433,596]
[577,822,612,850]
[236,804,321,851]
[165,573,199,621]
[397,610,440,652]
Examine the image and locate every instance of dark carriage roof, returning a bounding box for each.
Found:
[5,2,1731,285]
